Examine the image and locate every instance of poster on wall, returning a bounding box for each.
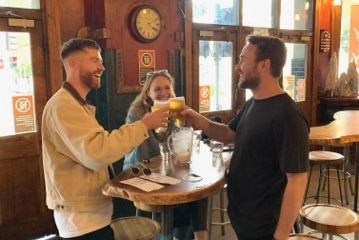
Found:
[138,50,155,85]
[349,5,359,71]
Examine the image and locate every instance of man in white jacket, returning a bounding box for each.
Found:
[42,38,168,240]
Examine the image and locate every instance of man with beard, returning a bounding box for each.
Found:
[41,38,169,240]
[181,35,309,240]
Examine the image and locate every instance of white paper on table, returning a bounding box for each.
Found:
[139,172,182,185]
[120,177,164,192]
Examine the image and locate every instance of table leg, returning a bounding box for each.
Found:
[354,142,359,212]
[154,205,173,240]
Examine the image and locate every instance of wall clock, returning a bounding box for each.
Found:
[129,5,163,43]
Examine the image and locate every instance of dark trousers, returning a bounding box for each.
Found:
[62,225,114,240]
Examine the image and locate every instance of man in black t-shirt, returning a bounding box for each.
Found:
[181,35,309,240]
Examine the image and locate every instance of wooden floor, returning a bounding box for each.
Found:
[209,161,358,240]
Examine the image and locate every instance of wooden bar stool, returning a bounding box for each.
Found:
[111,216,161,240]
[289,234,324,239]
[304,151,344,205]
[299,204,359,240]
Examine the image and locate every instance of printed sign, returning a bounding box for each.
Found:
[12,95,36,133]
[138,50,155,85]
[199,85,210,112]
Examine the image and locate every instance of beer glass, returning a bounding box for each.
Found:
[169,96,185,127]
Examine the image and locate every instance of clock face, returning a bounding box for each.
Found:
[131,6,162,42]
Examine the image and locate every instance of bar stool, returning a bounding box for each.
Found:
[323,143,354,205]
[289,234,324,239]
[304,151,344,205]
[299,204,359,240]
[207,185,230,237]
[111,216,161,240]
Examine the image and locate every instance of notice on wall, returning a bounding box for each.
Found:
[199,85,210,112]
[12,95,35,133]
[296,78,306,102]
[138,50,155,85]
[283,75,295,100]
[349,5,359,71]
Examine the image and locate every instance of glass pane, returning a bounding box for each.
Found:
[0,32,37,136]
[280,0,313,30]
[242,0,276,28]
[0,0,39,9]
[338,0,359,94]
[192,0,239,25]
[283,43,307,102]
[199,40,233,112]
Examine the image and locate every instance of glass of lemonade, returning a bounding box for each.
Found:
[169,97,185,126]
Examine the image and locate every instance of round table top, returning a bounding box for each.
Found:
[300,204,359,234]
[102,142,232,206]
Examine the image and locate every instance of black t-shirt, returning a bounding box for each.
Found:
[227,93,309,238]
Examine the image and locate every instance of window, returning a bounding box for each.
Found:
[0,0,40,9]
[0,32,36,136]
[189,0,314,121]
[199,40,233,112]
[192,0,239,25]
[280,0,313,30]
[242,0,276,28]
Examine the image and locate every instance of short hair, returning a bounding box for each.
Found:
[246,35,287,78]
[60,38,101,60]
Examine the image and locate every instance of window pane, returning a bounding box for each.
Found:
[283,43,307,102]
[280,0,313,30]
[0,32,37,136]
[0,0,39,9]
[242,0,276,28]
[192,0,239,25]
[199,40,233,112]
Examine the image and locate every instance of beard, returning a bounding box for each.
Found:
[238,74,259,90]
[79,71,101,90]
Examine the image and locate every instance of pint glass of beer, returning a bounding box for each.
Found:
[169,97,185,126]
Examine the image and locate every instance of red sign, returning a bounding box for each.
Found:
[138,50,156,85]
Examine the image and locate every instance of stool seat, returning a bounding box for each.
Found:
[299,204,359,235]
[309,151,344,164]
[289,234,323,239]
[304,151,345,205]
[111,216,160,240]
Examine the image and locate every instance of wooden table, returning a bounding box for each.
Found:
[309,110,359,212]
[102,142,232,240]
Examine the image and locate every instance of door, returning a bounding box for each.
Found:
[192,29,239,123]
[0,18,56,239]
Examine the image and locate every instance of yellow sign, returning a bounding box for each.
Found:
[199,85,210,112]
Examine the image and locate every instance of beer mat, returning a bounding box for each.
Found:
[139,172,182,185]
[120,177,164,192]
